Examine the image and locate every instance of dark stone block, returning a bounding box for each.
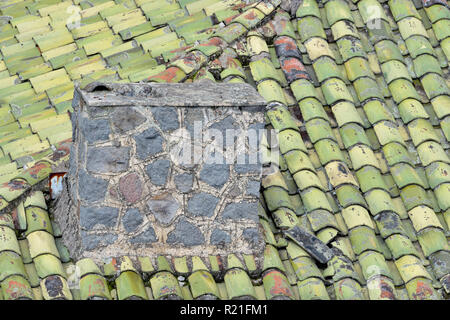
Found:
[118,173,143,204]
[242,227,262,249]
[151,106,179,132]
[174,173,194,193]
[187,192,219,217]
[81,232,118,251]
[221,201,259,221]
[210,228,231,246]
[134,127,164,160]
[86,146,130,173]
[185,109,204,137]
[111,108,146,133]
[246,180,261,197]
[199,163,230,188]
[80,206,119,230]
[78,169,108,203]
[122,208,144,233]
[79,116,110,143]
[146,159,170,186]
[234,153,262,174]
[167,218,204,246]
[209,115,239,147]
[147,193,179,225]
[129,225,157,244]
[210,115,237,134]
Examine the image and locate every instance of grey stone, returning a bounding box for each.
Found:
[185,108,204,137]
[122,208,144,233]
[221,201,259,221]
[81,231,118,251]
[80,116,110,143]
[134,127,164,160]
[145,159,170,186]
[249,122,265,131]
[187,192,219,217]
[151,106,179,131]
[234,154,262,174]
[69,144,77,173]
[200,152,229,188]
[111,108,146,133]
[167,218,204,246]
[147,193,179,225]
[78,169,108,203]
[80,206,119,230]
[199,162,230,189]
[210,228,231,246]
[228,183,242,198]
[86,146,130,173]
[174,173,194,193]
[209,115,239,147]
[87,106,110,118]
[81,81,266,108]
[246,180,260,197]
[129,225,157,244]
[210,115,237,134]
[242,228,262,249]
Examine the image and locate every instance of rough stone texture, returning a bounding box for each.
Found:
[242,227,262,250]
[78,169,108,203]
[209,116,239,147]
[167,218,205,246]
[129,225,157,244]
[80,81,267,107]
[187,193,219,217]
[118,173,143,204]
[234,154,262,174]
[151,107,179,131]
[134,127,164,160]
[80,116,110,143]
[53,83,266,268]
[199,164,230,188]
[122,208,144,233]
[199,153,230,188]
[174,173,194,193]
[210,228,231,246]
[185,108,205,136]
[86,146,130,173]
[221,202,259,221]
[111,108,146,133]
[146,159,170,186]
[81,232,118,251]
[147,193,179,226]
[80,206,119,230]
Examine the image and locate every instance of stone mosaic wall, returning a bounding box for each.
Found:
[54,83,266,266]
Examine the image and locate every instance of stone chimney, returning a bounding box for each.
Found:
[52,81,268,273]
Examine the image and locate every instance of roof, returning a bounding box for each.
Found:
[0,0,448,300]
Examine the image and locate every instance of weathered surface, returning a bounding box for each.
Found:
[53,82,266,268]
[284,226,335,264]
[80,81,267,107]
